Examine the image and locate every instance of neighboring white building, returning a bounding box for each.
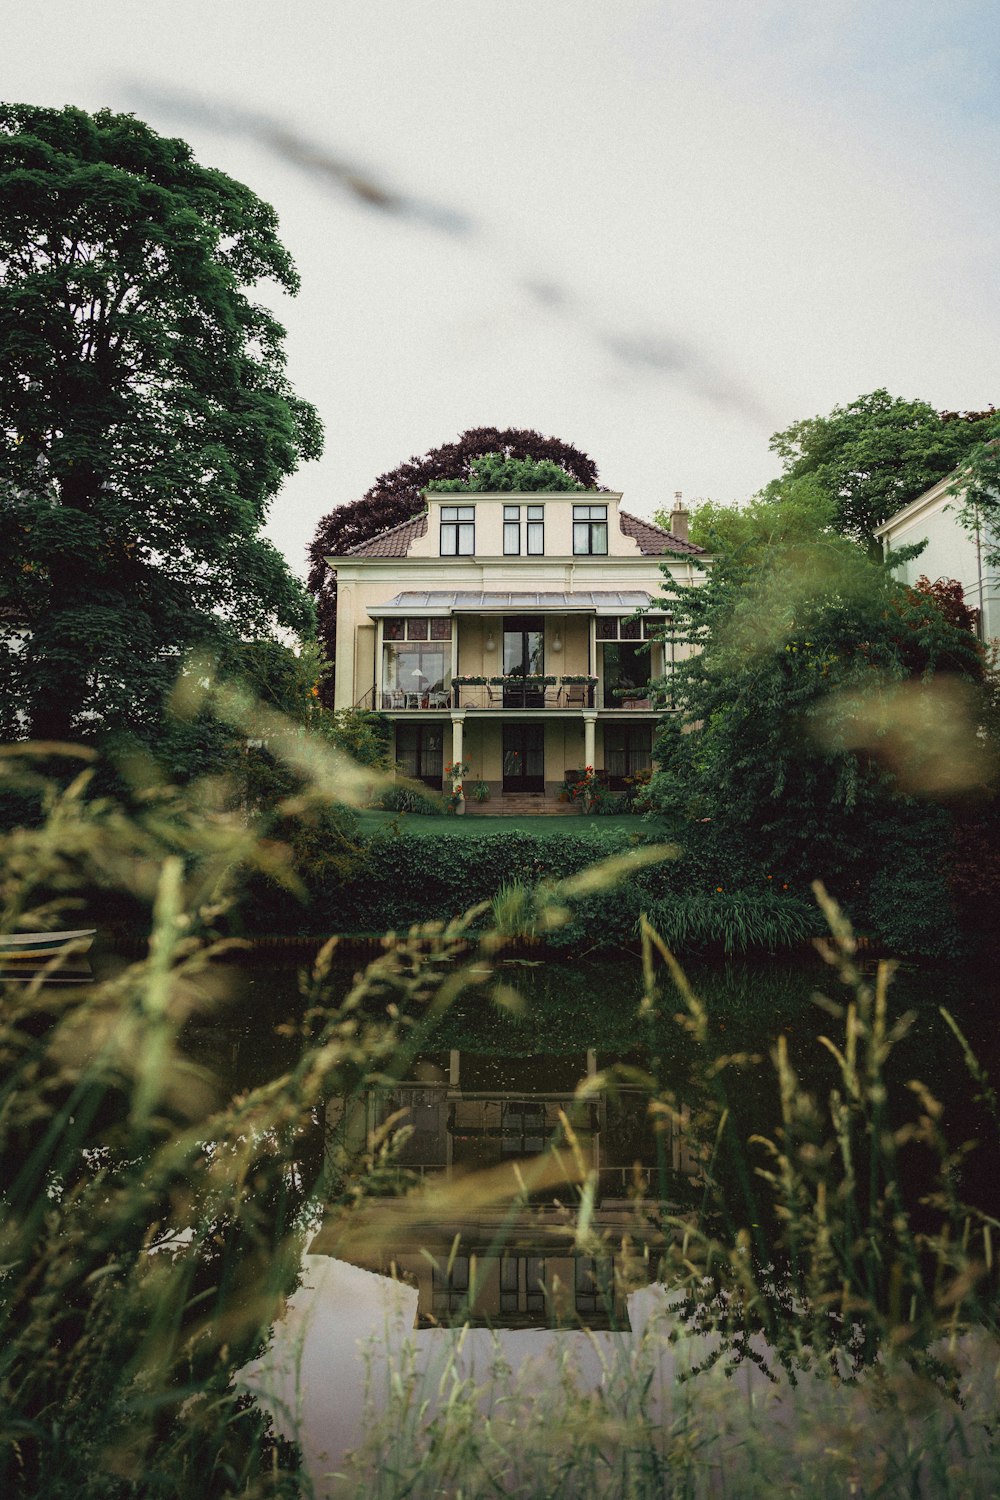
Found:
[325,490,706,801]
[874,475,1000,641]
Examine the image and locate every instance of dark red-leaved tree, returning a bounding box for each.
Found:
[307,428,599,702]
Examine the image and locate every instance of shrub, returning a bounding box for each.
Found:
[375,784,441,815]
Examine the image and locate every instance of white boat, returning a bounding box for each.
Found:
[0,929,96,961]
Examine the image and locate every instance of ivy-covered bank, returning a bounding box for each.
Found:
[232,797,989,957]
[239,822,833,955]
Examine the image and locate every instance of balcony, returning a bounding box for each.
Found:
[453,676,597,710]
[374,676,597,711]
[369,677,665,713]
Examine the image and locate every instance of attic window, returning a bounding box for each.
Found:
[573,504,608,555]
[440,505,475,556]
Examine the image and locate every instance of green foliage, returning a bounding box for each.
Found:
[0,757,484,1497]
[667,473,837,559]
[647,534,989,946]
[4,726,1000,1496]
[321,707,393,770]
[642,887,823,954]
[766,389,999,553]
[949,433,1000,570]
[374,783,442,815]
[0,105,321,742]
[427,452,588,493]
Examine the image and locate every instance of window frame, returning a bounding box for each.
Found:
[440,504,476,556]
[526,504,544,555]
[503,504,520,556]
[572,504,608,555]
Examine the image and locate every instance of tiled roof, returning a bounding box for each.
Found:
[340,505,704,558]
[344,512,428,557]
[619,510,704,556]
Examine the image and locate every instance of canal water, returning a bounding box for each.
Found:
[165,943,1000,1491]
[31,940,999,1491]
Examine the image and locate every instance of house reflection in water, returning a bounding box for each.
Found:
[312,1050,699,1331]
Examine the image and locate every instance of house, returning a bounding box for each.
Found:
[874,473,1000,641]
[326,489,706,803]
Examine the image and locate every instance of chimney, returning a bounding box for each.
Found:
[670,490,689,543]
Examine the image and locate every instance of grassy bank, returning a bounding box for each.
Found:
[356,810,670,838]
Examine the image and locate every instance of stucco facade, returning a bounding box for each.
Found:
[875,476,1000,641]
[326,490,706,800]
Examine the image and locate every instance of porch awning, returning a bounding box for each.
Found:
[367,590,656,618]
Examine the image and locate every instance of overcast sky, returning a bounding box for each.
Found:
[7,1,1000,574]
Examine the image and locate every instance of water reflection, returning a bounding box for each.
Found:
[0,959,93,985]
[317,1047,699,1330]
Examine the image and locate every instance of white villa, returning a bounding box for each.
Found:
[875,473,1000,641]
[326,490,705,803]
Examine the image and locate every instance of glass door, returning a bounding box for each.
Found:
[503,724,545,792]
[502,615,544,707]
[603,725,652,789]
[396,723,444,788]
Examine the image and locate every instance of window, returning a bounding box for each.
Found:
[432,1254,470,1316]
[384,617,451,642]
[597,615,657,640]
[503,504,545,556]
[396,723,445,787]
[503,504,520,555]
[573,504,608,555]
[500,1255,546,1316]
[604,724,653,786]
[383,638,451,706]
[440,505,475,555]
[601,642,648,708]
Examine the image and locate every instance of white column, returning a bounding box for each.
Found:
[583,711,596,770]
[450,713,466,813]
[451,713,464,777]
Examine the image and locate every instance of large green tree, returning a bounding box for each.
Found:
[649,536,988,949]
[765,389,998,554]
[0,105,321,742]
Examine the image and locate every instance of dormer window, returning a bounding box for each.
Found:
[503,504,545,556]
[440,505,475,556]
[573,504,608,555]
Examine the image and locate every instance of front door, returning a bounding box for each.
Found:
[503,724,545,792]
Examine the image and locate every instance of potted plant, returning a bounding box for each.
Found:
[491,674,557,686]
[472,780,491,802]
[445,759,470,815]
[559,674,598,685]
[452,675,487,685]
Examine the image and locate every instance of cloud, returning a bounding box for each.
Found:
[126,80,772,423]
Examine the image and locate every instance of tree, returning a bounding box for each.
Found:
[648,536,988,946]
[765,390,998,554]
[428,452,587,494]
[306,428,598,699]
[0,105,322,742]
[947,432,1000,569]
[656,472,836,562]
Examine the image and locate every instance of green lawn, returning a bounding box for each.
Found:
[356,810,672,839]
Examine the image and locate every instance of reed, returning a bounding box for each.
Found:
[2,727,999,1498]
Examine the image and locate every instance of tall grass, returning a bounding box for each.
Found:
[2,725,999,1497]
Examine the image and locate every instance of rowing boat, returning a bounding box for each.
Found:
[0,929,97,961]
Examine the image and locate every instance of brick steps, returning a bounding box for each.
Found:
[466,795,579,818]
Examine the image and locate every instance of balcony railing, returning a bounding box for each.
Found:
[374,677,597,711]
[368,680,671,712]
